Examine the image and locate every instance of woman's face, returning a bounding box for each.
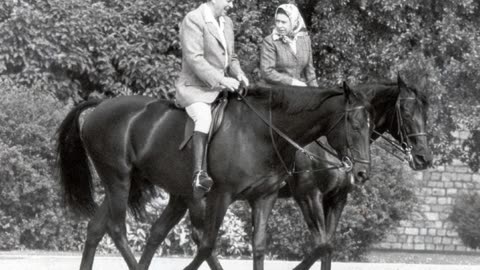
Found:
[275,13,292,36]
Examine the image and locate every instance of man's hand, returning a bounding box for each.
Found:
[237,74,250,87]
[291,79,307,87]
[220,77,240,92]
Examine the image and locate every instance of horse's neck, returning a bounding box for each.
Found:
[370,84,399,135]
[270,94,342,147]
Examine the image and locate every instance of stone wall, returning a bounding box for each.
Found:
[376,131,480,253]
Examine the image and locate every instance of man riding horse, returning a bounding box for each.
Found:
[175,0,249,199]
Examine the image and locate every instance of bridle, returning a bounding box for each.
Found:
[372,94,427,163]
[235,89,371,176]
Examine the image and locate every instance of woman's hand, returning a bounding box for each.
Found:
[291,79,307,87]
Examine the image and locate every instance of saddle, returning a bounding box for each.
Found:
[178,93,229,150]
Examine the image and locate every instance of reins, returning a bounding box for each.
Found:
[235,88,368,176]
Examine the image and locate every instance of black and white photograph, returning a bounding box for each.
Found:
[1,0,479,269]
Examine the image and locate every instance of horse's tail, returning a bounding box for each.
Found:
[56,99,102,217]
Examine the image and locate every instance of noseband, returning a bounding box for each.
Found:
[395,97,427,161]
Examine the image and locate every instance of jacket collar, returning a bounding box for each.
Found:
[200,3,228,51]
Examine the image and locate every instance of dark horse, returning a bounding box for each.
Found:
[275,76,433,270]
[57,83,372,270]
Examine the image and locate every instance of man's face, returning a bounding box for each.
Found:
[211,0,234,17]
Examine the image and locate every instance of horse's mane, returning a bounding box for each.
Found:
[356,80,428,107]
[247,84,344,115]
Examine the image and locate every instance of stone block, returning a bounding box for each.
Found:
[407,236,415,243]
[414,236,425,243]
[425,212,439,220]
[438,197,448,205]
[458,173,472,181]
[446,230,458,237]
[385,234,397,243]
[456,246,467,252]
[432,188,446,196]
[437,229,446,236]
[455,166,469,173]
[436,165,445,172]
[428,228,437,236]
[433,236,442,244]
[391,243,402,249]
[431,205,448,212]
[405,227,419,235]
[444,245,455,251]
[439,212,450,220]
[426,244,436,250]
[414,243,426,250]
[431,172,442,180]
[420,188,432,196]
[424,196,437,204]
[442,172,456,181]
[425,236,434,243]
[444,182,454,188]
[445,166,456,173]
[473,174,480,182]
[441,237,452,244]
[403,243,414,250]
[446,188,457,196]
[454,182,465,188]
[420,228,427,235]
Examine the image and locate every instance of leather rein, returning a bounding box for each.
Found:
[236,89,371,176]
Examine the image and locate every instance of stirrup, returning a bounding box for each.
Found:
[192,170,213,198]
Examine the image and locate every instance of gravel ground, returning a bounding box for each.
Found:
[366,250,480,265]
[1,250,480,270]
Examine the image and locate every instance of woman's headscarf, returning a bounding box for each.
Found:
[272,4,307,41]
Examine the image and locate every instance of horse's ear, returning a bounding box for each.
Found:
[343,81,352,103]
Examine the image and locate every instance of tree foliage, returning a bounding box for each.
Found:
[449,191,480,250]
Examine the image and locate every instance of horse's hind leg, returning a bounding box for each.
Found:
[138,195,188,270]
[95,164,138,270]
[79,201,108,270]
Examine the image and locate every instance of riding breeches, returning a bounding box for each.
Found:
[185,102,212,134]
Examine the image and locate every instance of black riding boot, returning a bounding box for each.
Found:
[192,131,213,199]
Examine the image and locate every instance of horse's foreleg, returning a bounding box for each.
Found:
[293,191,329,270]
[184,192,232,270]
[320,190,349,270]
[138,195,188,270]
[188,198,224,270]
[79,201,108,270]
[249,193,278,270]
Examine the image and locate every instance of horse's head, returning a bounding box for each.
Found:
[326,82,372,183]
[392,75,433,170]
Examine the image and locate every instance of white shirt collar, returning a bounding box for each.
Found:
[203,3,225,27]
